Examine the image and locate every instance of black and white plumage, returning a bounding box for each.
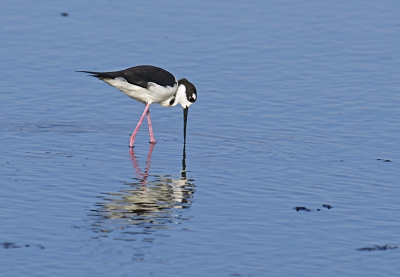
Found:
[78,65,197,147]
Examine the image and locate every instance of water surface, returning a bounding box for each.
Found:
[1,1,400,276]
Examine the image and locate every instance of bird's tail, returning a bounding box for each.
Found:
[76,70,100,77]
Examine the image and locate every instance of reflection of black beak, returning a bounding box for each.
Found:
[183,107,189,144]
[182,138,186,179]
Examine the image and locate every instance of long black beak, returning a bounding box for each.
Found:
[183,107,189,144]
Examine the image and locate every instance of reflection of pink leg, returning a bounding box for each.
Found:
[129,143,155,187]
[147,109,156,144]
[129,148,143,180]
[145,143,155,172]
[130,103,151,147]
[141,143,155,186]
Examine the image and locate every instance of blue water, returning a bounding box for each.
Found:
[1,1,400,276]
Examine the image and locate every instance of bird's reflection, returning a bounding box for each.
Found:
[89,144,195,238]
[129,144,155,187]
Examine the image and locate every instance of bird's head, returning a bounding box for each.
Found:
[176,78,197,143]
[177,78,197,109]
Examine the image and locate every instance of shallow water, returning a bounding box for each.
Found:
[1,1,400,276]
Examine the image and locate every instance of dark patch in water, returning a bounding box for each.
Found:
[0,242,21,249]
[0,242,45,249]
[357,245,398,251]
[294,204,333,212]
[294,206,311,212]
[61,12,69,17]
[377,159,392,162]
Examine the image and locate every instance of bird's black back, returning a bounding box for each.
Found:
[78,65,176,89]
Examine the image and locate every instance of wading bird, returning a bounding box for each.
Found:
[78,65,197,147]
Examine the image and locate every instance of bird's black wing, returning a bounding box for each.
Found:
[77,65,176,89]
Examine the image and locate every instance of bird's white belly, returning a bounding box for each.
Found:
[103,77,178,105]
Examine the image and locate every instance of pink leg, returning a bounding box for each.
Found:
[147,109,156,144]
[130,103,151,147]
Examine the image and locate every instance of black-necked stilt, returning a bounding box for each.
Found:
[78,65,197,147]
